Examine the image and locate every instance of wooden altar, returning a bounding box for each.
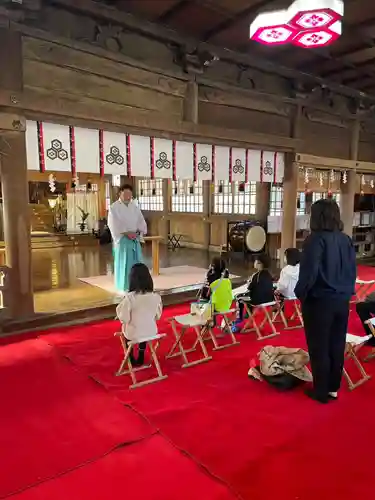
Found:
[144,236,163,276]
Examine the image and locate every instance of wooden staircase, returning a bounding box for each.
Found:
[0,232,96,250]
[30,204,54,233]
[0,204,98,249]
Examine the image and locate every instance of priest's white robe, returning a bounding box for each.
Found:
[108,200,147,291]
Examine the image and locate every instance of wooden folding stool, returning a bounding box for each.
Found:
[273,298,303,330]
[193,308,240,351]
[216,308,240,346]
[352,279,375,303]
[114,332,167,389]
[241,298,279,340]
[364,318,375,361]
[343,334,372,390]
[167,314,213,368]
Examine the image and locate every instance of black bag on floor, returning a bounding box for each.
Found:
[252,366,304,391]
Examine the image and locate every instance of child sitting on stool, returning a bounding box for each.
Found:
[199,256,229,301]
[232,253,274,333]
[116,263,162,366]
[274,248,300,307]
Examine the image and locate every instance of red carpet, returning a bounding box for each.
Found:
[2,267,375,499]
[357,263,375,279]
[41,317,375,500]
[0,339,153,498]
[11,436,236,500]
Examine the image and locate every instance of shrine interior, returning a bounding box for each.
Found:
[3,3,375,500]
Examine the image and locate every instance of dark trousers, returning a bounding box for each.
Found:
[237,293,251,320]
[125,339,146,364]
[199,285,211,301]
[302,297,349,397]
[356,301,375,345]
[125,339,146,349]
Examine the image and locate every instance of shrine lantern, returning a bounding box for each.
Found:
[292,21,342,48]
[249,10,298,46]
[288,0,343,30]
[249,0,344,48]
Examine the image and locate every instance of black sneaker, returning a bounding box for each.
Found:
[305,388,329,404]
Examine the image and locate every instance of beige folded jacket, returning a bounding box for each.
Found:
[258,346,312,382]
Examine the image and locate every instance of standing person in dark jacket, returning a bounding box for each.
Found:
[295,199,356,404]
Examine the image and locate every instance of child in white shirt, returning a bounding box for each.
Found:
[275,248,300,302]
[116,263,162,366]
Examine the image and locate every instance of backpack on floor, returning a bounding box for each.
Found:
[249,367,304,391]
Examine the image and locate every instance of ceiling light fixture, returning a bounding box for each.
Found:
[249,0,344,48]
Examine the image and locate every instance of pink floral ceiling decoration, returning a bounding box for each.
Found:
[249,0,344,48]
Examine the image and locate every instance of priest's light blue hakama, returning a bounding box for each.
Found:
[113,236,143,291]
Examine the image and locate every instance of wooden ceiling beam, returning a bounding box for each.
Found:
[190,0,235,17]
[295,18,375,75]
[48,0,375,102]
[349,77,375,90]
[331,41,375,61]
[326,60,375,83]
[319,52,372,78]
[293,44,375,87]
[342,75,368,86]
[357,82,375,92]
[293,46,375,88]
[295,153,375,173]
[157,0,191,24]
[201,0,278,42]
[0,87,300,151]
[295,49,358,76]
[337,46,375,66]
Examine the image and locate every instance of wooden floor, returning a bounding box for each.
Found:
[0,244,254,315]
[1,242,372,334]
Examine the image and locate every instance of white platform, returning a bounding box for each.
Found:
[79,265,238,296]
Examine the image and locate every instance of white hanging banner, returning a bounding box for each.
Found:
[128,135,151,177]
[231,147,246,182]
[175,141,194,179]
[74,127,100,174]
[102,131,127,175]
[153,138,173,179]
[261,151,276,183]
[41,122,71,172]
[275,152,285,183]
[195,143,213,181]
[215,146,230,181]
[26,120,39,171]
[247,149,262,182]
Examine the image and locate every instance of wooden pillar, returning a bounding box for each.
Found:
[256,183,270,224]
[203,181,211,250]
[183,79,210,250]
[280,105,301,257]
[0,28,23,92]
[341,170,356,236]
[159,179,169,243]
[280,155,298,256]
[0,28,33,317]
[0,131,34,317]
[98,177,107,218]
[341,120,359,237]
